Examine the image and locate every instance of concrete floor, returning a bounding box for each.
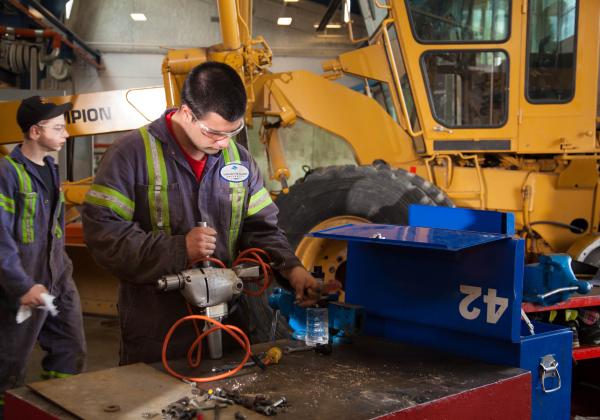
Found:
[25,316,120,384]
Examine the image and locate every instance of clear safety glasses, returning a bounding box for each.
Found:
[188,108,245,141]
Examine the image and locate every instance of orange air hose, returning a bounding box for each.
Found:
[162,249,272,382]
[233,248,273,296]
[161,315,252,383]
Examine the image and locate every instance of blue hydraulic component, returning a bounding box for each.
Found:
[328,302,365,344]
[268,288,307,340]
[524,254,592,305]
[268,288,365,343]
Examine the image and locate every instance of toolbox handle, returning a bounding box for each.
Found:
[539,355,561,393]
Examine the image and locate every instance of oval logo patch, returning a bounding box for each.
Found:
[220,163,249,183]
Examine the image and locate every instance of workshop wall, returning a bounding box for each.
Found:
[69,53,335,93]
[66,0,366,93]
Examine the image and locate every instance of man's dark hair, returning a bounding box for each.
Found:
[181,62,247,122]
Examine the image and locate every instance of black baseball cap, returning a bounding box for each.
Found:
[16,96,73,133]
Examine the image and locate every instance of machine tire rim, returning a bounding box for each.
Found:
[296,215,369,287]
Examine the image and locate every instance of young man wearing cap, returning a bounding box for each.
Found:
[0,96,86,414]
[82,62,319,365]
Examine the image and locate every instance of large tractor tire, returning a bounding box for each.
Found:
[275,164,452,285]
[245,164,451,344]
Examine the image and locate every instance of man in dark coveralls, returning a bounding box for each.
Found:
[82,62,319,365]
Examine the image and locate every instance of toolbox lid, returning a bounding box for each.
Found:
[309,223,509,251]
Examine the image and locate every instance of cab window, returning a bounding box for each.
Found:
[422,51,509,127]
[406,0,510,43]
[526,0,578,103]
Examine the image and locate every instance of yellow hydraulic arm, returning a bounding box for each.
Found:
[162,0,271,119]
[252,70,419,167]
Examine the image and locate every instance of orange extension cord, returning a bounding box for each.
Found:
[161,248,273,383]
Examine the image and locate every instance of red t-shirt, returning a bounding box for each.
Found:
[165,111,207,182]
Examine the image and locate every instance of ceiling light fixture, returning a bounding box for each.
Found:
[130,13,147,21]
[313,23,342,29]
[277,17,293,25]
[284,0,300,2]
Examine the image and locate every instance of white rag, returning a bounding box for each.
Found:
[16,292,59,324]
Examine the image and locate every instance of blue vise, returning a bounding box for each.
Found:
[523,254,592,305]
[268,288,365,343]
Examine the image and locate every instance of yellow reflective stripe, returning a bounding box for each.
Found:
[53,191,65,238]
[4,157,25,192]
[229,138,241,162]
[22,192,36,243]
[223,140,245,260]
[140,127,171,234]
[247,187,273,217]
[41,370,73,380]
[222,141,232,164]
[85,184,134,221]
[229,187,245,260]
[5,156,35,243]
[0,202,15,214]
[0,193,15,214]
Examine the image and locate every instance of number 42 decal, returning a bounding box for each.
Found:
[459,285,509,324]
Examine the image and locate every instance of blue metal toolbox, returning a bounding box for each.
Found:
[310,205,572,420]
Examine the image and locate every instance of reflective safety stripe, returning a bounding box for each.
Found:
[41,370,73,380]
[0,193,15,214]
[4,156,36,243]
[247,187,273,217]
[222,140,245,261]
[140,126,171,234]
[85,184,134,221]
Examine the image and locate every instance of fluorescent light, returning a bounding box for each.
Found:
[65,0,74,20]
[277,17,292,25]
[313,23,343,29]
[130,13,147,21]
[343,0,350,23]
[284,0,300,2]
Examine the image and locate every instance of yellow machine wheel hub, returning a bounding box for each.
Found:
[296,215,370,292]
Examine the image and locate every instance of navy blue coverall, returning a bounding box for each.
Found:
[0,146,86,408]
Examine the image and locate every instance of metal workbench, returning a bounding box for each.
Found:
[6,336,530,419]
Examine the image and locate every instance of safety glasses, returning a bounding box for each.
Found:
[36,124,67,134]
[197,120,245,140]
[187,107,245,140]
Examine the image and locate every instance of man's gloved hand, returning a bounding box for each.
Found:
[185,225,217,264]
[19,284,49,307]
[281,266,321,307]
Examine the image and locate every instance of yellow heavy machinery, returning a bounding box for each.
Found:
[1,0,599,307]
[210,0,599,286]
